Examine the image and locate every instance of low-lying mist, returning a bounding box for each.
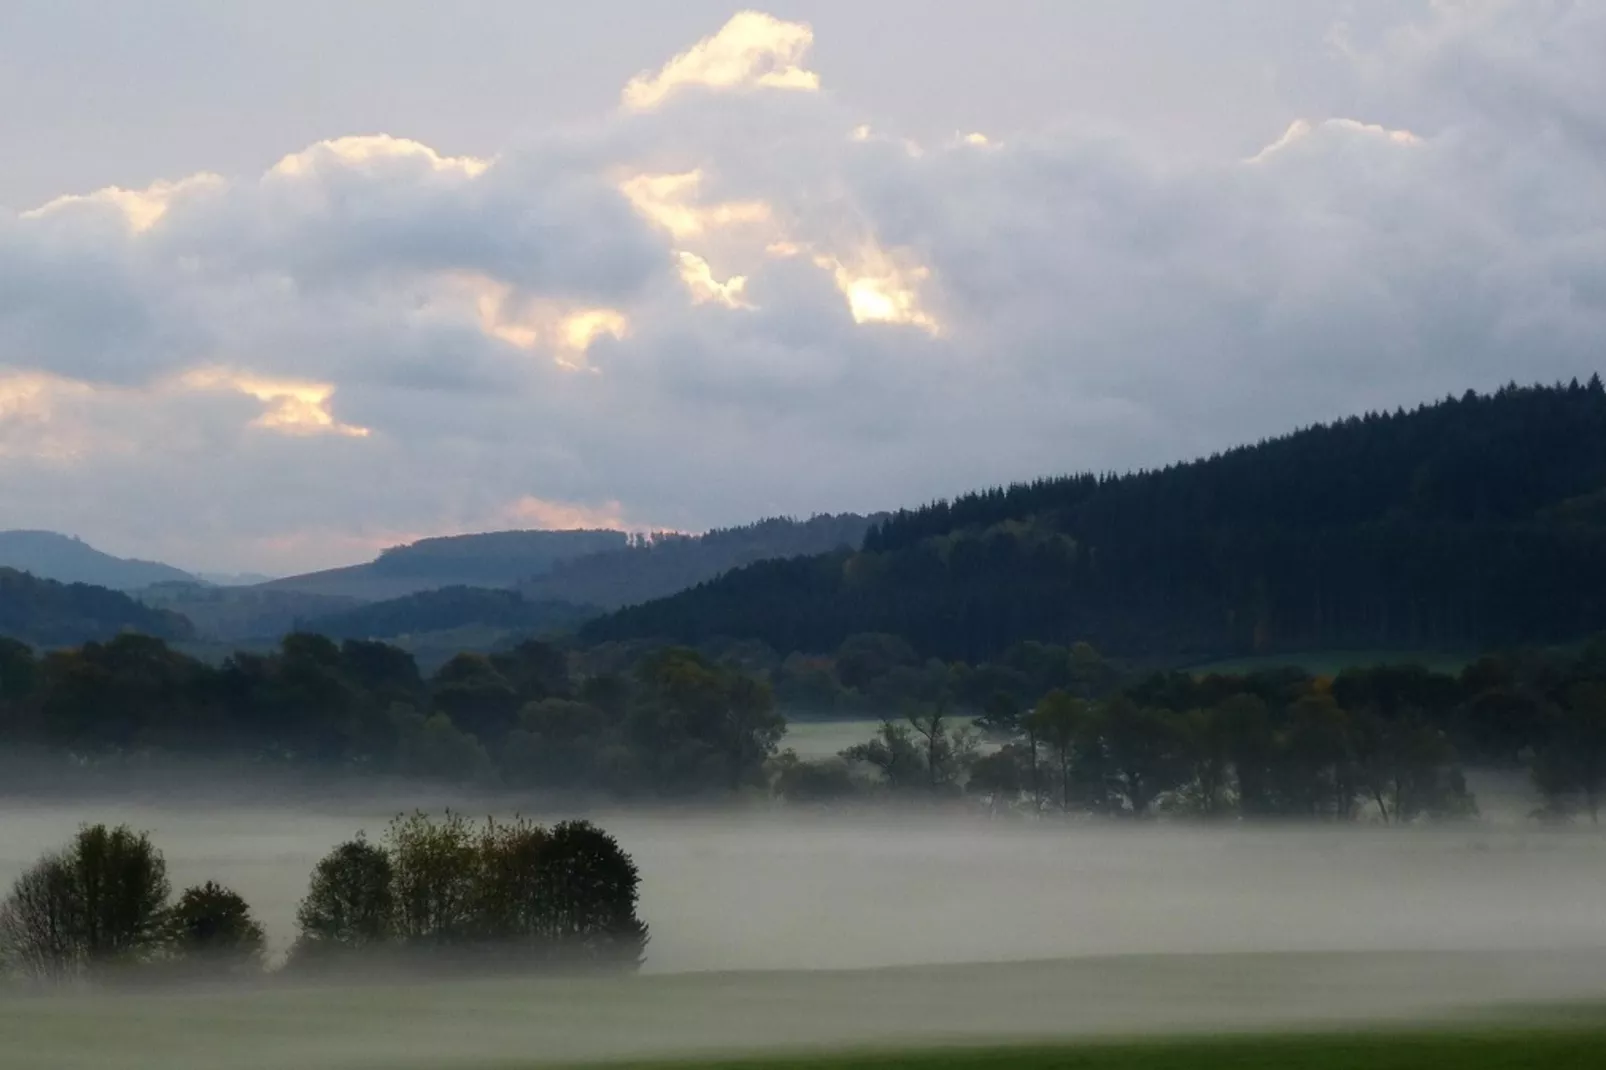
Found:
[3,784,1605,1068]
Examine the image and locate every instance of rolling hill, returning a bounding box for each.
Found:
[0,568,195,647]
[520,514,881,609]
[0,530,196,590]
[582,379,1606,662]
[302,585,599,640]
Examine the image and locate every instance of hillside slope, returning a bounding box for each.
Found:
[257,529,628,601]
[0,568,195,647]
[303,585,598,640]
[0,531,195,589]
[584,380,1606,661]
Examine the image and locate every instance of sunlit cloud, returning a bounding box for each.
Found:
[621,10,820,111]
[428,272,628,369]
[504,495,629,531]
[617,170,772,240]
[558,309,629,368]
[676,251,751,308]
[1246,118,1422,163]
[814,245,942,334]
[178,368,371,438]
[21,173,224,233]
[0,372,94,460]
[268,134,490,180]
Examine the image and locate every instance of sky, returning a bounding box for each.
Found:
[1,1,1603,575]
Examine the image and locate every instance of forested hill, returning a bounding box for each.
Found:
[583,380,1606,662]
[520,514,880,610]
[0,568,195,647]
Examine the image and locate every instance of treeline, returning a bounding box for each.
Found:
[585,381,1606,661]
[0,632,783,797]
[777,639,1606,823]
[0,814,646,987]
[0,567,194,647]
[4,623,1604,822]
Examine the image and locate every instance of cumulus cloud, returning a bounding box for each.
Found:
[1,5,1604,573]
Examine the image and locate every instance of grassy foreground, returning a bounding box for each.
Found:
[599,1025,1606,1069]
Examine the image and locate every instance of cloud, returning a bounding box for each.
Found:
[621,11,820,111]
[2,4,1605,572]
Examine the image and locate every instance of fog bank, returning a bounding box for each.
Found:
[3,801,1605,1067]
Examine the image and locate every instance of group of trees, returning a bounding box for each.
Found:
[0,632,784,798]
[0,815,647,988]
[292,814,646,973]
[0,824,264,984]
[585,381,1606,661]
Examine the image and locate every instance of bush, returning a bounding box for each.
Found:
[0,824,170,984]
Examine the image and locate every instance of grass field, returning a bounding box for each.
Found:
[605,1025,1606,1069]
[6,951,1606,1069]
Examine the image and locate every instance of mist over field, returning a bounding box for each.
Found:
[3,786,1606,1068]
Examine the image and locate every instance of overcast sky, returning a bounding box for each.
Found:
[1,1,1602,574]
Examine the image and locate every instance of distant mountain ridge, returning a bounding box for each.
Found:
[521,514,882,610]
[258,529,628,601]
[303,585,598,640]
[133,519,879,644]
[0,530,196,590]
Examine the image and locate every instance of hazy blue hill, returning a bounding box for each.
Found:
[0,530,196,590]
[257,529,628,601]
[0,567,195,647]
[584,380,1606,661]
[522,514,881,609]
[134,581,362,641]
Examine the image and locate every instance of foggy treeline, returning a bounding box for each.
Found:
[2,619,1604,823]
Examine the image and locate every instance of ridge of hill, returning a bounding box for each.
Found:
[302,585,599,640]
[582,379,1606,661]
[0,530,196,590]
[257,529,627,601]
[0,567,195,647]
[520,514,881,610]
